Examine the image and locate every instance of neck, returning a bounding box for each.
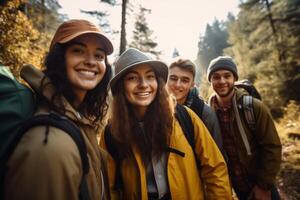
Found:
[216,90,235,108]
[177,97,186,105]
[134,107,147,121]
[73,93,85,108]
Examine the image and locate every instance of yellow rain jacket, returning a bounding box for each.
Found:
[100,107,232,200]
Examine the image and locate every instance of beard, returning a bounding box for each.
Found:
[216,84,235,98]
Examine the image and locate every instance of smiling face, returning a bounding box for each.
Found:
[123,64,158,119]
[65,33,106,105]
[210,69,236,98]
[167,66,194,104]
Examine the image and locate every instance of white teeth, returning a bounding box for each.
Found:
[78,70,96,76]
[136,92,150,96]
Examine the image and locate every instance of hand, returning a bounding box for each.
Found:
[248,185,271,200]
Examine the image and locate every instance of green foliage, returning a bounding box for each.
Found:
[0,0,64,79]
[27,0,63,34]
[224,0,300,114]
[0,0,45,79]
[129,5,161,58]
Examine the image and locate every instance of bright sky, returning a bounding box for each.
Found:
[58,0,240,61]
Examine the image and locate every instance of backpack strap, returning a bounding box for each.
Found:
[104,125,123,194]
[6,113,90,200]
[175,104,200,168]
[242,95,256,132]
[186,88,205,118]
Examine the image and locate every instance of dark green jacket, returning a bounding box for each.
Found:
[209,88,282,190]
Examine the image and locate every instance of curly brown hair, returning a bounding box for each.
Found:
[41,42,112,126]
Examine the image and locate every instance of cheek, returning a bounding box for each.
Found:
[152,79,158,89]
[99,61,107,73]
[124,82,133,99]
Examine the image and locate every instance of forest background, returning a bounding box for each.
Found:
[0,0,299,199]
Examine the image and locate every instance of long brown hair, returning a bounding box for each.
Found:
[110,75,174,165]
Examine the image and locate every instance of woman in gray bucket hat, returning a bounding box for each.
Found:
[100,48,232,200]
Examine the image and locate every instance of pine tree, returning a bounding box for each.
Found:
[196,19,229,74]
[129,5,160,58]
[225,0,300,115]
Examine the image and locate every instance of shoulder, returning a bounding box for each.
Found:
[9,124,81,167]
[180,105,208,130]
[202,102,215,114]
[252,97,272,116]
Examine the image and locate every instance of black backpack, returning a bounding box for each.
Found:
[185,87,205,119]
[0,66,90,200]
[235,79,262,100]
[235,79,262,131]
[104,104,197,192]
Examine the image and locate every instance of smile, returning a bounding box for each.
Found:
[134,92,151,97]
[77,70,97,77]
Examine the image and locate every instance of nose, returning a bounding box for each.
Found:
[175,79,181,87]
[138,77,148,88]
[219,76,226,83]
[84,54,97,67]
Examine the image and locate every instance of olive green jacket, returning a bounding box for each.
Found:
[209,88,282,190]
[4,65,109,200]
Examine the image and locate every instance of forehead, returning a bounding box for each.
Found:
[212,69,234,76]
[169,66,194,78]
[127,63,154,74]
[71,33,105,49]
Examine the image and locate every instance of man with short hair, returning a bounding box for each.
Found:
[207,56,282,200]
[167,58,224,152]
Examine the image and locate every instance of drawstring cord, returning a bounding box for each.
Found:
[43,125,50,144]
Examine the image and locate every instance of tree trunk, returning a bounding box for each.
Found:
[264,0,285,62]
[119,0,127,55]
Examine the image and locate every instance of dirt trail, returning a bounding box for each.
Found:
[277,139,300,200]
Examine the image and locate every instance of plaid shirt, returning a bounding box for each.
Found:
[212,96,253,193]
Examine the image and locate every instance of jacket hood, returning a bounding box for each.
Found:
[20,64,91,125]
[235,87,250,101]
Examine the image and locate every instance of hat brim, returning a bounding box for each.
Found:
[58,31,114,55]
[110,60,168,92]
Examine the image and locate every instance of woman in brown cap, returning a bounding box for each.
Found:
[100,48,232,200]
[4,19,113,200]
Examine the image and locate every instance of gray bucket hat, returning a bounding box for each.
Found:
[110,48,168,93]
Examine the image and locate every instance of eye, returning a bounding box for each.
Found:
[147,73,156,79]
[211,75,220,80]
[94,51,105,61]
[224,74,232,79]
[169,76,178,81]
[71,47,85,54]
[181,78,190,83]
[125,74,138,81]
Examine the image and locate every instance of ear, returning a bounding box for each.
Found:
[192,81,196,87]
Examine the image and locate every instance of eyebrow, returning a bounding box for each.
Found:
[70,41,105,53]
[128,69,155,74]
[169,74,190,79]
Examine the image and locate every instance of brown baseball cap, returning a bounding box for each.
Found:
[49,19,113,55]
